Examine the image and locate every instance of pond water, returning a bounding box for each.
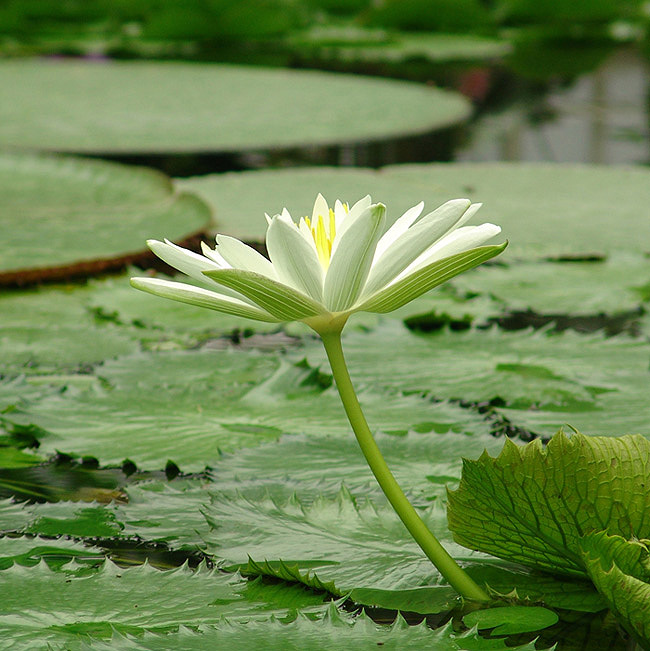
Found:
[458,47,650,165]
[111,45,650,175]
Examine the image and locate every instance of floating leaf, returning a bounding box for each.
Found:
[0,561,331,648]
[463,605,558,635]
[449,253,650,317]
[204,487,603,614]
[447,432,650,578]
[300,321,650,438]
[0,151,210,284]
[209,429,501,506]
[0,60,470,154]
[7,352,492,471]
[76,615,544,651]
[0,284,139,376]
[0,535,105,571]
[179,164,650,257]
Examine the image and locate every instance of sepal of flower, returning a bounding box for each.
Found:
[131,194,506,334]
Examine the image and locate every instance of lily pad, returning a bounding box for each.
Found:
[205,487,604,614]
[0,561,331,648]
[0,283,140,375]
[300,321,650,422]
[463,606,559,635]
[76,615,545,651]
[0,151,211,284]
[0,60,470,155]
[179,164,650,257]
[6,351,494,471]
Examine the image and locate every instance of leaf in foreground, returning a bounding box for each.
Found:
[204,487,603,613]
[580,531,650,647]
[0,560,330,648]
[463,605,558,636]
[447,431,650,578]
[78,614,543,651]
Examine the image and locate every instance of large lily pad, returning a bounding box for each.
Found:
[0,151,211,284]
[0,60,470,155]
[179,164,650,257]
[4,351,492,471]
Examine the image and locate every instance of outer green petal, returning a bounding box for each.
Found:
[324,203,386,312]
[204,268,326,321]
[266,215,324,301]
[355,243,507,313]
[401,223,501,278]
[362,199,471,298]
[130,277,280,322]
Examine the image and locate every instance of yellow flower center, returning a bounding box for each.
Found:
[305,208,337,269]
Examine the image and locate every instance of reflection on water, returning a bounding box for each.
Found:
[458,47,650,165]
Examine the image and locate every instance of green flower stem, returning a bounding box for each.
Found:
[320,330,490,603]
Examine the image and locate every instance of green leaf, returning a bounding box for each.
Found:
[8,352,493,471]
[0,283,140,376]
[299,321,650,435]
[203,487,602,614]
[447,431,650,578]
[24,503,124,538]
[580,531,650,646]
[450,252,650,317]
[208,428,500,506]
[179,164,650,257]
[0,561,332,648]
[0,151,210,283]
[0,535,106,571]
[76,616,544,651]
[463,606,559,635]
[0,447,44,469]
[0,60,470,154]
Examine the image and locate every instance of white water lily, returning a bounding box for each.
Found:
[131,194,505,335]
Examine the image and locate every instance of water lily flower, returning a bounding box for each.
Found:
[131,194,505,335]
[131,192,505,603]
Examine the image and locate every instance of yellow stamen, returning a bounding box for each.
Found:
[304,211,335,269]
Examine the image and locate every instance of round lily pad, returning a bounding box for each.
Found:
[179,163,650,257]
[0,59,470,155]
[0,151,211,285]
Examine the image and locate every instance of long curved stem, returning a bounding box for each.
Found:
[320,330,489,603]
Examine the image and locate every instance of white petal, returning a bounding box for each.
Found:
[372,201,424,263]
[361,199,471,298]
[215,234,278,279]
[311,193,329,222]
[200,241,229,267]
[130,277,280,322]
[331,194,372,255]
[265,214,324,301]
[395,223,502,282]
[147,239,222,283]
[323,203,386,312]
